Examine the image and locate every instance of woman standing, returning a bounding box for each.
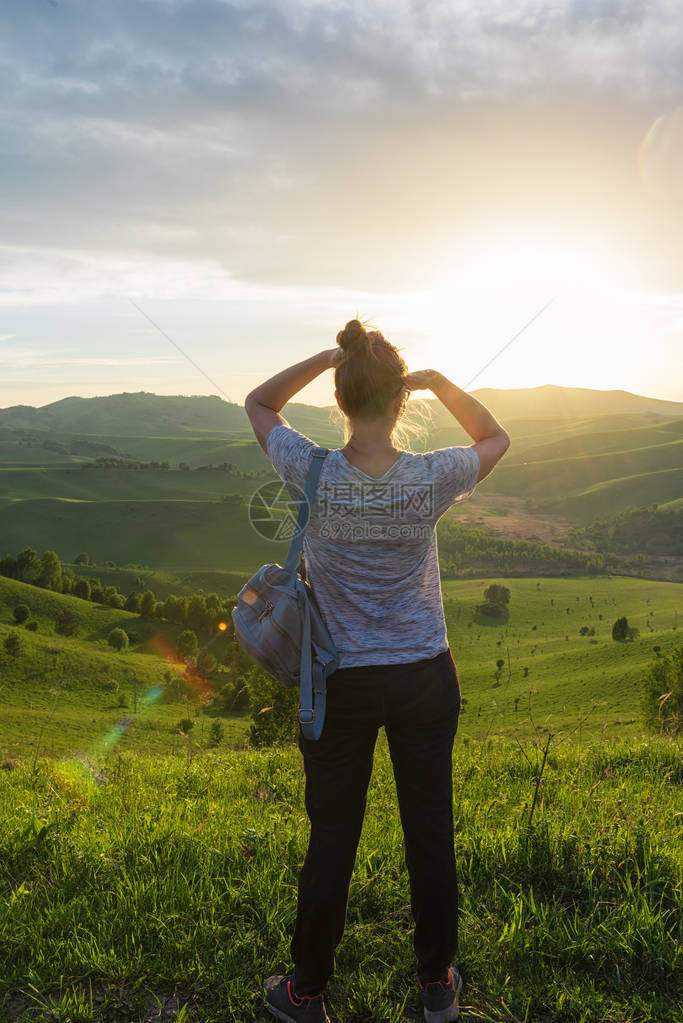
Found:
[244,320,510,1023]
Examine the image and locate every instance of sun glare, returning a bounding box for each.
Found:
[399,230,635,391]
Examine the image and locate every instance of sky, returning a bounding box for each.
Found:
[1,0,683,409]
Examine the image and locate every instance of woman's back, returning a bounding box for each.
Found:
[268,423,480,668]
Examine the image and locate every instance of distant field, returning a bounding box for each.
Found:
[0,499,283,571]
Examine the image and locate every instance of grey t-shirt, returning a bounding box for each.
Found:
[267,424,480,668]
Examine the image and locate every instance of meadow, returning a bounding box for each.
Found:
[1,573,680,761]
[0,739,679,1022]
[1,388,681,1021]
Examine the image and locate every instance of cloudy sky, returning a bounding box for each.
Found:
[2,0,682,408]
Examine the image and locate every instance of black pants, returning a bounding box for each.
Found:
[291,647,462,996]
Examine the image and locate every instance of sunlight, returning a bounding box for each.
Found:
[397,230,636,391]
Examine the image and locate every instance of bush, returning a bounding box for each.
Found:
[246,668,299,746]
[177,630,199,659]
[612,616,637,642]
[117,693,129,708]
[642,645,682,736]
[3,632,23,658]
[209,720,224,747]
[484,584,510,606]
[13,604,30,624]
[196,650,217,679]
[108,627,129,652]
[55,609,79,637]
[25,620,38,632]
[177,717,194,734]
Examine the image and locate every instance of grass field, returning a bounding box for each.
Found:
[0,739,679,1022]
[1,574,680,763]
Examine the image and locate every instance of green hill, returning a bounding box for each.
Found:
[1,574,680,761]
[0,576,249,760]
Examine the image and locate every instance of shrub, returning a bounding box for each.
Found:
[13,604,30,624]
[3,632,23,657]
[612,616,637,641]
[55,609,79,637]
[196,650,217,679]
[642,645,682,736]
[246,668,299,746]
[25,620,38,632]
[177,717,194,734]
[117,693,129,708]
[177,630,199,659]
[209,720,224,747]
[484,584,510,606]
[108,628,129,652]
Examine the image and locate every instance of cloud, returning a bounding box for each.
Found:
[2,1,683,295]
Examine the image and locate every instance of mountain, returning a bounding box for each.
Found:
[1,385,680,439]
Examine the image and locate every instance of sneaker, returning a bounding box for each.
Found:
[418,965,463,1023]
[263,974,330,1023]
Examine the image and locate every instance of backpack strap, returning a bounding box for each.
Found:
[296,587,327,741]
[284,446,328,574]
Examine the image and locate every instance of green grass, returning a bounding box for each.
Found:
[0,739,679,1021]
[443,576,682,742]
[0,466,269,502]
[0,576,250,760]
[0,500,284,572]
[1,572,680,768]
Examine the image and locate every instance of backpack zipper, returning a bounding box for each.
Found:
[257,598,274,621]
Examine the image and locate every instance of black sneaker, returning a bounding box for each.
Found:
[418,965,463,1023]
[263,974,330,1023]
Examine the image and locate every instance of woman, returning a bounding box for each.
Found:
[244,320,510,1023]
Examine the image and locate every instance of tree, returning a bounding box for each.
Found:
[177,630,199,659]
[73,578,92,601]
[140,590,156,619]
[74,553,91,565]
[13,604,30,624]
[16,546,37,583]
[125,592,141,613]
[37,550,63,592]
[3,632,22,657]
[612,616,635,642]
[642,645,682,735]
[55,609,78,637]
[187,594,210,635]
[107,627,129,652]
[484,584,511,606]
[109,593,125,609]
[196,650,217,679]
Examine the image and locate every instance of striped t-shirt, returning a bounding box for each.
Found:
[267,424,480,668]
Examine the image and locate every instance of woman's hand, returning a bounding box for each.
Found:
[404,369,439,391]
[322,347,343,369]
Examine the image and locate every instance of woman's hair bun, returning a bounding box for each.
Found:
[336,319,372,356]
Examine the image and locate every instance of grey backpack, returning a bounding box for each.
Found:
[231,447,339,740]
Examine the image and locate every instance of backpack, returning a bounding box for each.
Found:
[231,447,339,740]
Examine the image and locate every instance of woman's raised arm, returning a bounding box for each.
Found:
[405,369,510,482]
[245,349,339,452]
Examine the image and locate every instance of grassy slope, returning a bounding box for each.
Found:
[0,741,680,1022]
[0,499,284,571]
[443,576,681,741]
[0,577,249,760]
[1,574,680,761]
[0,466,269,502]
